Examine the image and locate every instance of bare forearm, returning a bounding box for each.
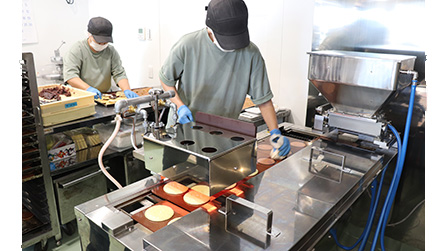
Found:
[258,100,278,131]
[117,78,131,91]
[161,81,184,108]
[66,77,91,90]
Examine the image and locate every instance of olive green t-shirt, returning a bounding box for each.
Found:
[63,39,127,92]
[160,28,273,126]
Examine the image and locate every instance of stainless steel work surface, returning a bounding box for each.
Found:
[143,138,393,250]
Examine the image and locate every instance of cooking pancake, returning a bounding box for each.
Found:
[183,190,210,206]
[163,181,188,195]
[191,184,210,196]
[258,144,273,151]
[167,217,181,225]
[226,183,236,190]
[144,205,174,222]
[291,141,307,148]
[257,157,275,165]
[248,169,259,177]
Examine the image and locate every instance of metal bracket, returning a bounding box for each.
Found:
[308,146,346,183]
[221,195,280,248]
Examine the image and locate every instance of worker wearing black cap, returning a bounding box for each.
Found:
[160,0,290,159]
[63,17,138,99]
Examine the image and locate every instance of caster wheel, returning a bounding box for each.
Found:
[34,241,48,251]
[62,221,76,236]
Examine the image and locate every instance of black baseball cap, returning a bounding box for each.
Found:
[205,0,249,50]
[88,17,113,43]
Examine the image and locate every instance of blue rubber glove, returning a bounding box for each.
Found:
[86,86,102,99]
[177,105,194,124]
[269,128,291,160]
[124,89,139,98]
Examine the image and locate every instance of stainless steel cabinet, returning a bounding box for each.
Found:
[53,166,108,225]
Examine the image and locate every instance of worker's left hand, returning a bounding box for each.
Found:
[124,89,139,99]
[269,128,291,160]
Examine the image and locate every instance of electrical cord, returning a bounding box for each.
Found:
[386,199,425,227]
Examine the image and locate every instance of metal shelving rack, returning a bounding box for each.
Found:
[22,52,62,249]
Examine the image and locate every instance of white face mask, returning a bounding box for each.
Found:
[89,37,108,52]
[208,28,235,53]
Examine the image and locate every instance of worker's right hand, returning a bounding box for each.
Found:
[177,105,194,124]
[86,86,102,99]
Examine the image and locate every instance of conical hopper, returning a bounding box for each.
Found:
[307,51,416,118]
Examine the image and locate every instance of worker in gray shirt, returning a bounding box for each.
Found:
[63,17,138,99]
[160,0,290,159]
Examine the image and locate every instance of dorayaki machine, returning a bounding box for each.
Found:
[75,50,417,250]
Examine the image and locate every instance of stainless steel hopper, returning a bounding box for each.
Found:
[307,50,416,118]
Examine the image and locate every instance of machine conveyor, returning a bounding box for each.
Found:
[74,123,396,250]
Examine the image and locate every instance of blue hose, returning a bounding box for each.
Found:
[357,163,391,250]
[370,81,417,251]
[330,179,377,250]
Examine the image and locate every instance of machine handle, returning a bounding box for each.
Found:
[223,195,278,248]
[58,167,109,189]
[308,146,346,183]
[35,106,42,127]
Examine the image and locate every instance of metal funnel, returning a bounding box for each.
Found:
[307,50,416,118]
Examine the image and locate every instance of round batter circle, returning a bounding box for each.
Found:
[183,191,209,206]
[257,144,273,151]
[291,141,307,148]
[163,181,188,195]
[191,184,210,196]
[167,217,180,225]
[248,169,259,177]
[226,183,236,190]
[257,157,275,165]
[144,205,174,222]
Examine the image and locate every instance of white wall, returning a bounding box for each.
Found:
[22,0,90,84]
[23,0,314,126]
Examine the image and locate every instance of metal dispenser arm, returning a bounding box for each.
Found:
[114,90,175,114]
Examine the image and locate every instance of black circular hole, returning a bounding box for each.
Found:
[180,140,195,146]
[231,136,245,141]
[210,131,223,135]
[191,125,203,130]
[202,147,217,153]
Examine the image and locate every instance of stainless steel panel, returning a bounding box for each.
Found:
[143,122,257,195]
[75,176,160,250]
[328,111,383,137]
[224,195,273,248]
[143,138,393,250]
[100,206,133,236]
[308,50,415,90]
[308,50,416,118]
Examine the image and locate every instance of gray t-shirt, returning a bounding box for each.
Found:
[63,39,127,92]
[160,28,273,126]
